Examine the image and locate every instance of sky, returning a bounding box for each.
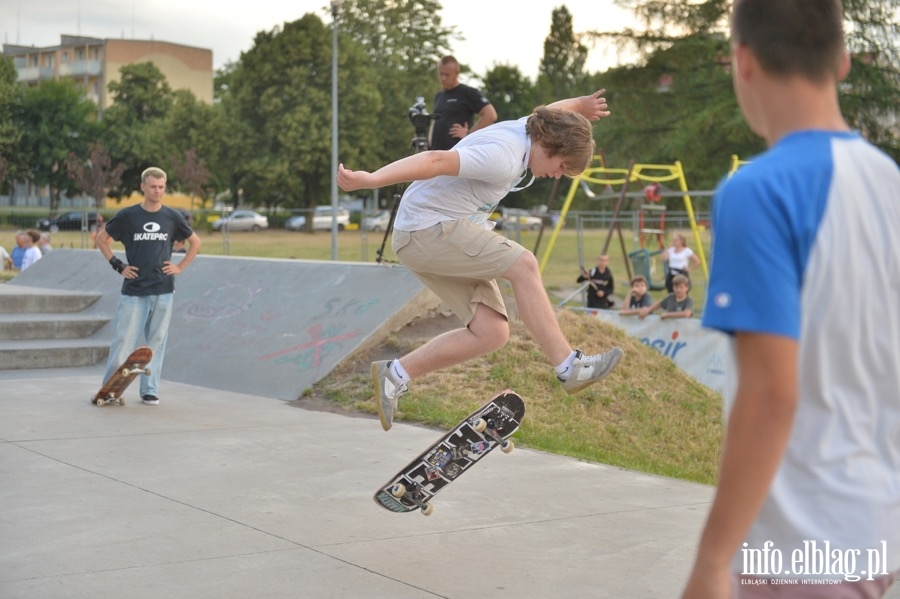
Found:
[1,0,638,82]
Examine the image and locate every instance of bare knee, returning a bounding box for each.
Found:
[504,251,540,283]
[469,309,509,353]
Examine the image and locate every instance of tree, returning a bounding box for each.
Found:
[168,147,211,215]
[66,144,126,209]
[338,0,455,164]
[161,89,226,199]
[18,80,99,214]
[535,6,591,104]
[0,56,25,192]
[102,62,175,198]
[840,0,900,161]
[481,65,536,122]
[590,0,900,187]
[229,14,381,218]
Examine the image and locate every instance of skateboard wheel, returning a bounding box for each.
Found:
[122,368,130,377]
[96,398,106,407]
[390,483,406,498]
[120,397,127,406]
[501,440,515,454]
[473,418,487,434]
[144,367,152,376]
[421,502,435,516]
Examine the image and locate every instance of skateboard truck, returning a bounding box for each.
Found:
[472,416,515,453]
[390,481,435,516]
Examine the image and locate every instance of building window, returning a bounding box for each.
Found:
[62,51,69,63]
[76,49,84,60]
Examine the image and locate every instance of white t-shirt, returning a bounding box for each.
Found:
[20,246,42,271]
[393,118,531,231]
[666,246,694,271]
[704,130,900,580]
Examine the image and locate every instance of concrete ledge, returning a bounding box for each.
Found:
[0,284,101,313]
[0,313,110,340]
[7,250,437,399]
[0,339,109,369]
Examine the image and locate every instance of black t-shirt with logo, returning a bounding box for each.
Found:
[104,204,193,297]
[431,84,492,151]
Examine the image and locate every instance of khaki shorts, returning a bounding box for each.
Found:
[392,220,526,326]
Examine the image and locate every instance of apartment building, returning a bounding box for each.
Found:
[3,34,213,111]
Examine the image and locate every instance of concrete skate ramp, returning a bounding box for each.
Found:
[10,250,438,400]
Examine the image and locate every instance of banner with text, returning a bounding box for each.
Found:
[575,308,731,394]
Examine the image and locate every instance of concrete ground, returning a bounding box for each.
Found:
[0,365,716,599]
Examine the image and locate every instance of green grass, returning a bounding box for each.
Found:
[5,225,722,484]
[315,310,723,485]
[28,224,711,311]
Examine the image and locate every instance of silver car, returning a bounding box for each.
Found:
[362,210,392,232]
[212,210,269,232]
[285,206,351,231]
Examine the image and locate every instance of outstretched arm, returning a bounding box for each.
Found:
[547,89,610,121]
[337,150,461,192]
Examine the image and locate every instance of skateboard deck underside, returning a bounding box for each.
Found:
[374,390,525,514]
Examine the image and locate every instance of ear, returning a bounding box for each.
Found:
[837,49,851,82]
[732,43,755,83]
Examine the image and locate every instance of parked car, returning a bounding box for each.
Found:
[500,210,543,231]
[36,211,101,232]
[211,210,269,232]
[362,210,392,232]
[285,206,351,231]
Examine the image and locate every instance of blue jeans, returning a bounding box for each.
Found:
[103,294,174,398]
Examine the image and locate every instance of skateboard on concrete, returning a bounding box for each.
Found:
[90,346,153,407]
[373,389,526,516]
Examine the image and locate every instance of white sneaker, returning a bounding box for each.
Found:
[558,348,623,394]
[372,360,408,431]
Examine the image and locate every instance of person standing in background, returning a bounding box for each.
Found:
[430,55,498,151]
[95,167,201,406]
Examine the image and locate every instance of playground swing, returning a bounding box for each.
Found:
[539,159,708,295]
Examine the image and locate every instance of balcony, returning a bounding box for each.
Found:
[16,66,39,82]
[59,60,102,77]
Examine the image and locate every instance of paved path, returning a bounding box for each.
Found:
[1,366,714,598]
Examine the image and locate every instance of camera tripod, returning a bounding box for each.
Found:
[375,100,434,264]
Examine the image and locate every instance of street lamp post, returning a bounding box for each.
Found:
[330,0,341,261]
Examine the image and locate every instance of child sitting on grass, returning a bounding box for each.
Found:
[638,274,693,320]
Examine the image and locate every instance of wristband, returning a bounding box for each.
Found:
[109,257,126,273]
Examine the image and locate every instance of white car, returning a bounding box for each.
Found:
[362,210,392,232]
[212,210,269,232]
[285,206,351,231]
[501,210,543,231]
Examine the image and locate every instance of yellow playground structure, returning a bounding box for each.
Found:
[538,159,709,286]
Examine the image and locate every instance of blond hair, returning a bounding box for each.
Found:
[141,167,167,182]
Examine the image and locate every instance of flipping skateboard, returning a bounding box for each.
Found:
[90,346,153,406]
[373,389,526,516]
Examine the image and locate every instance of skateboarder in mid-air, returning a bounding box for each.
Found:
[337,90,623,431]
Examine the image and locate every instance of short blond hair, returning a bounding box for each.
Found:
[141,167,167,182]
